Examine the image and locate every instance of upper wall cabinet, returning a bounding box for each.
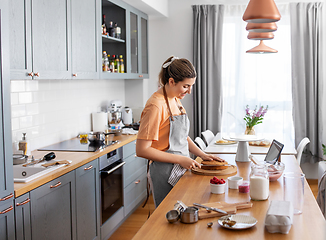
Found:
[71,0,100,79]
[101,0,148,79]
[9,0,72,80]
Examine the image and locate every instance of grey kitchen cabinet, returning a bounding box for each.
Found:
[0,0,15,239]
[122,140,147,217]
[75,159,100,240]
[127,8,148,79]
[30,171,76,240]
[9,0,72,80]
[101,0,148,79]
[14,193,31,240]
[71,0,100,79]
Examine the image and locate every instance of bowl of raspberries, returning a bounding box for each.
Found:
[210,176,226,194]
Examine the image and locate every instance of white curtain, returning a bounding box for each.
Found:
[221,4,294,144]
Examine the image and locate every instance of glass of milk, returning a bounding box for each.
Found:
[249,164,269,200]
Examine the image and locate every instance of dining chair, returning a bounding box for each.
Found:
[296,137,310,165]
[201,130,215,146]
[194,137,206,151]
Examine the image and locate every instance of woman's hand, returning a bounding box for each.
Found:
[177,155,201,169]
[201,154,227,163]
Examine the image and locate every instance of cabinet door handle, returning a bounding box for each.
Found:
[0,193,14,201]
[16,198,31,206]
[135,180,140,184]
[72,73,77,77]
[34,72,40,77]
[28,72,34,77]
[139,75,143,78]
[50,182,62,188]
[0,205,13,214]
[84,165,93,171]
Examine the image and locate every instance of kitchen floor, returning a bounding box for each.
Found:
[109,180,319,240]
[108,194,155,240]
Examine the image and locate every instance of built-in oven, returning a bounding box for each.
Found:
[99,148,125,225]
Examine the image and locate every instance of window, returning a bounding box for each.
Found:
[221,4,294,143]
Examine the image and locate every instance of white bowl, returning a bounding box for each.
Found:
[228,176,243,189]
[210,183,226,194]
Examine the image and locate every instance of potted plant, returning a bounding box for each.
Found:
[244,105,268,135]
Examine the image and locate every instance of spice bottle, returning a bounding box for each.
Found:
[115,23,121,39]
[102,51,109,72]
[102,14,107,35]
[249,164,269,200]
[119,55,124,73]
[114,55,120,73]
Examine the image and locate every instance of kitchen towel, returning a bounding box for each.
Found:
[92,112,108,132]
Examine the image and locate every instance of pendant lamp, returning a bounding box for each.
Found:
[246,22,277,32]
[243,0,281,23]
[247,32,274,40]
[246,40,278,53]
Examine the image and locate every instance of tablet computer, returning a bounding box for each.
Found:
[264,139,284,163]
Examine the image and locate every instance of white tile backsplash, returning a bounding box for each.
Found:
[11,79,125,152]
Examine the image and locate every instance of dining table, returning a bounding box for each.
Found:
[204,132,297,155]
[132,154,326,240]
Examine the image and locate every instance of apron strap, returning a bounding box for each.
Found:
[163,85,174,121]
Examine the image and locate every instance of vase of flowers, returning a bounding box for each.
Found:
[244,105,268,135]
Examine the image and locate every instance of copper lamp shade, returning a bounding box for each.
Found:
[246,40,278,53]
[246,22,278,32]
[247,32,274,40]
[243,0,281,23]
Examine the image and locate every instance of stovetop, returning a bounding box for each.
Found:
[38,138,118,152]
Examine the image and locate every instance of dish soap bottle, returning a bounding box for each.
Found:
[18,133,28,156]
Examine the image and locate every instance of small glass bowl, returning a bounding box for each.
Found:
[210,183,226,194]
[267,162,285,181]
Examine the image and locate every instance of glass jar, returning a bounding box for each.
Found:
[249,164,269,200]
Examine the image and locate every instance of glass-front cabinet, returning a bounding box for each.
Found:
[101,0,148,79]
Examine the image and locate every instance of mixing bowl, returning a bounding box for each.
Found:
[267,162,285,181]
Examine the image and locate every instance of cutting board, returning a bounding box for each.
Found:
[191,165,237,176]
[195,201,253,219]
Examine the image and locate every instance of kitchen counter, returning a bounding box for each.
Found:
[14,134,137,197]
[132,154,326,240]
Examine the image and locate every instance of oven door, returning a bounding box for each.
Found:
[100,159,125,225]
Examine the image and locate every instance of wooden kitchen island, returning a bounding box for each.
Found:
[132,154,326,240]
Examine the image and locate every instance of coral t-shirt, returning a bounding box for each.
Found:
[137,91,186,152]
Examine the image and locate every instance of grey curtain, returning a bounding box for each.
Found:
[192,5,224,138]
[290,2,324,163]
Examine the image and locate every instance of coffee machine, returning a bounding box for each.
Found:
[109,100,122,124]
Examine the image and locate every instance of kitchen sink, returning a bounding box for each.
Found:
[13,161,68,183]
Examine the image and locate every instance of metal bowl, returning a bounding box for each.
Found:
[13,154,28,165]
[166,210,180,223]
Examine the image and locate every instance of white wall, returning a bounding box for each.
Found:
[11,79,125,152]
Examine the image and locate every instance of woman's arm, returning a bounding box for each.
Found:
[187,136,226,162]
[136,139,201,169]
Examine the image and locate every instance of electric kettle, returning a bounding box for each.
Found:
[122,107,133,125]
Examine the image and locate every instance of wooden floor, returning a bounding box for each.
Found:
[108,180,319,240]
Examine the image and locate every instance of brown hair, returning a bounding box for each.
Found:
[158,56,196,86]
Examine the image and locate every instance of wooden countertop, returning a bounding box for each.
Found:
[132,154,326,240]
[14,134,137,197]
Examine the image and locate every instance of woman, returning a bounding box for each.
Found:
[136,56,224,207]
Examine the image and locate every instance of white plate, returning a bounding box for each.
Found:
[218,215,257,230]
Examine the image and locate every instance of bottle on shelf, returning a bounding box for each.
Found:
[119,55,124,73]
[114,55,120,73]
[108,21,115,38]
[102,14,107,35]
[115,23,121,39]
[110,55,116,72]
[102,51,109,72]
[107,54,111,73]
